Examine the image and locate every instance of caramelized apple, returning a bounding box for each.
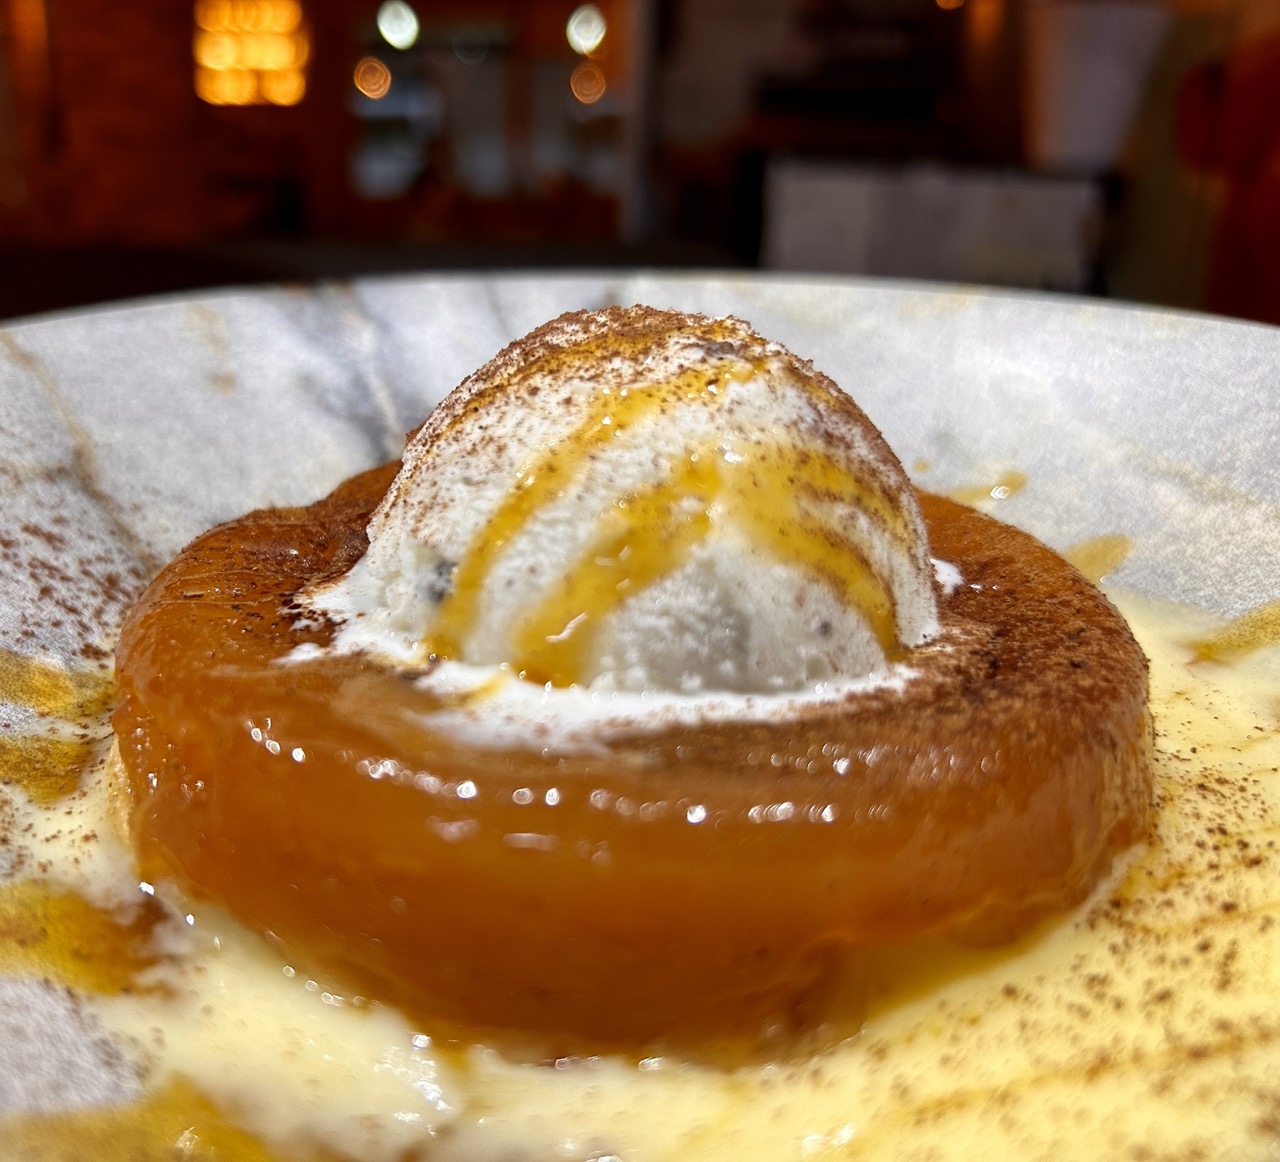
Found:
[113,466,1152,1050]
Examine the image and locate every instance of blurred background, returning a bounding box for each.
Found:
[0,0,1276,324]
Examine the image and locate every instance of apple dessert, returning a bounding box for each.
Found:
[111,306,1153,1053]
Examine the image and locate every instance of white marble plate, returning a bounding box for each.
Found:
[2,271,1279,1125]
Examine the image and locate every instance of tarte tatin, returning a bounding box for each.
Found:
[112,308,1153,1052]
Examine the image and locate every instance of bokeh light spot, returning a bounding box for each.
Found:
[193,0,308,105]
[566,4,606,56]
[262,67,305,105]
[354,55,393,100]
[377,1,420,51]
[570,60,606,104]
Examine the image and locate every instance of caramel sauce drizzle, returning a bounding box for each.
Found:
[512,452,717,686]
[0,733,102,805]
[949,469,1028,507]
[1188,597,1280,663]
[1062,535,1133,585]
[0,880,166,995]
[426,364,904,686]
[0,1077,297,1162]
[0,649,113,805]
[0,649,113,720]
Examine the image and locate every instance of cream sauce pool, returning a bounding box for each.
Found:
[3,589,1280,1161]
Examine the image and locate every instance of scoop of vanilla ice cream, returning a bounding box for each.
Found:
[313,306,939,694]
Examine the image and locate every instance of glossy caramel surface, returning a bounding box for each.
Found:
[112,468,1152,1050]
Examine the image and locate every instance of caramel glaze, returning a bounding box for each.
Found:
[112,465,1153,1052]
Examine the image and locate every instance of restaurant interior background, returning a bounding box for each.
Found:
[0,0,1275,325]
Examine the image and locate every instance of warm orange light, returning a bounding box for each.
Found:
[267,0,303,32]
[194,0,308,105]
[196,0,301,32]
[937,0,965,8]
[353,56,392,100]
[196,66,258,105]
[968,0,1003,51]
[195,0,230,31]
[194,31,237,69]
[261,67,305,106]
[570,61,606,105]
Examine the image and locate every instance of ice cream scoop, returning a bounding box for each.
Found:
[315,306,939,694]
